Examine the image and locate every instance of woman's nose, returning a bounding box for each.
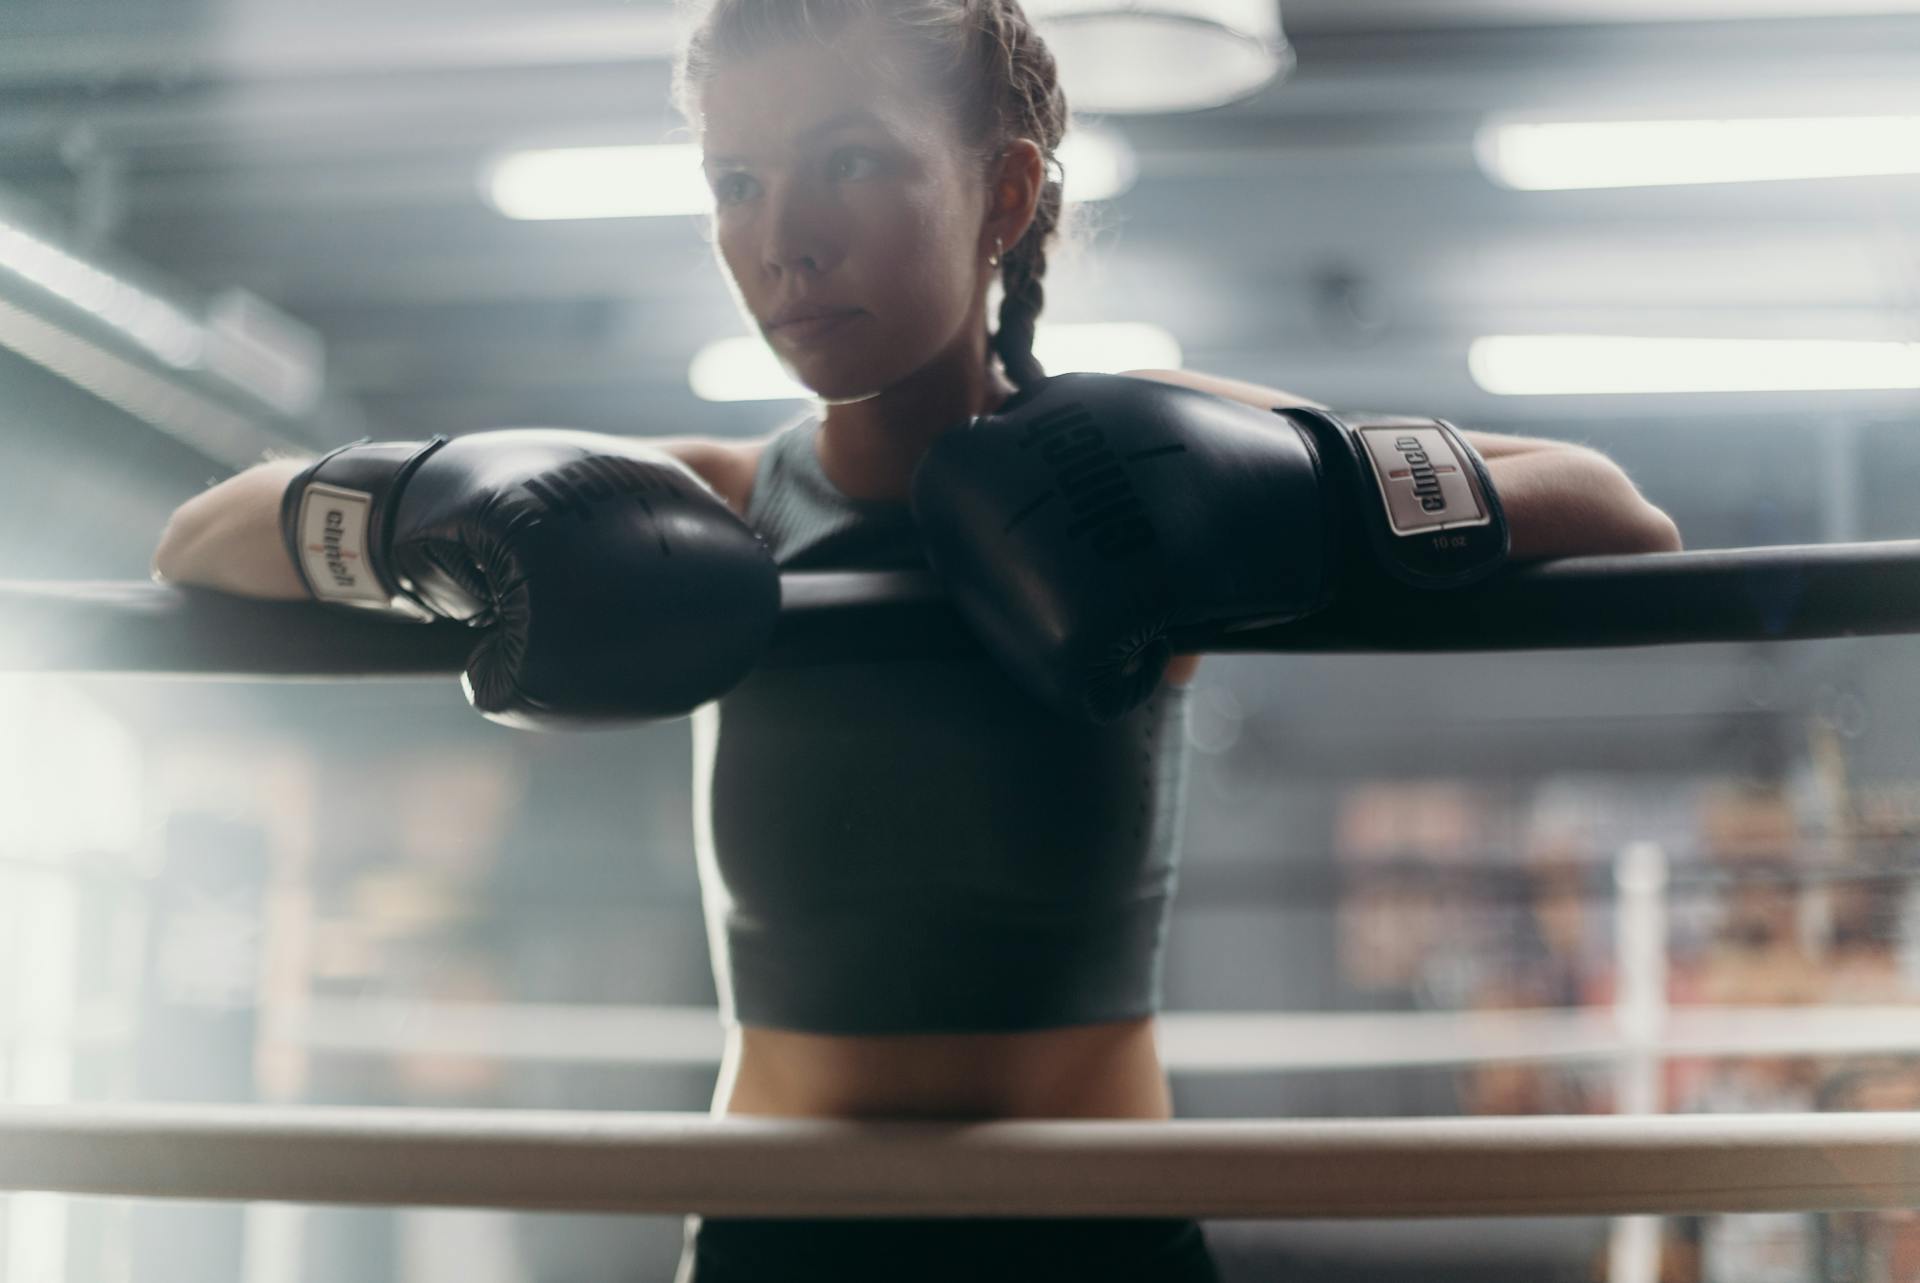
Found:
[762,183,842,278]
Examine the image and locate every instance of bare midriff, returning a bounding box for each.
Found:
[713,1016,1173,1120]
[695,442,1188,1125]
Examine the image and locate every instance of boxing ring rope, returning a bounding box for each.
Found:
[4,538,1920,674]
[2,1104,1919,1219]
[3,543,1920,1227]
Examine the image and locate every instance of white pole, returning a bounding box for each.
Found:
[1609,840,1671,1283]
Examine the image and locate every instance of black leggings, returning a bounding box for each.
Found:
[675,1215,1222,1283]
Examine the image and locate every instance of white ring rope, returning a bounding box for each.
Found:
[0,1104,1916,1218]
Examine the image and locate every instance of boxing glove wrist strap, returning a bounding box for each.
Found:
[1279,407,1509,591]
[280,436,450,621]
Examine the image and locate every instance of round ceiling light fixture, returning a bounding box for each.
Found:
[1024,0,1294,115]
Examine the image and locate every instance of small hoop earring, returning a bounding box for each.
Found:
[988,236,1004,269]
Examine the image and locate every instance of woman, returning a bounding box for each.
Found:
[154,1,1683,1277]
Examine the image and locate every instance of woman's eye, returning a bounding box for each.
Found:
[830,149,880,180]
[713,173,756,206]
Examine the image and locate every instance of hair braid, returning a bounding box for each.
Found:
[976,1,1068,390]
[993,160,1061,389]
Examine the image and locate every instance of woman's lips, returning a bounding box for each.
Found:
[772,310,864,344]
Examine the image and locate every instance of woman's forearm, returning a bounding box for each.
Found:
[1483,445,1682,561]
[151,457,314,599]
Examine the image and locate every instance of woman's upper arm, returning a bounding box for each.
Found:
[1457,428,1585,461]
[649,436,765,520]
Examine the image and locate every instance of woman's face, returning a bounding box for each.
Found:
[697,21,995,401]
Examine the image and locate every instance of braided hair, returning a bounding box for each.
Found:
[673,0,1072,390]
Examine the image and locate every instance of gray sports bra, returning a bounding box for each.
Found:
[690,415,1192,1034]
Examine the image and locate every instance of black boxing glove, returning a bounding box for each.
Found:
[1278,406,1508,593]
[910,373,1507,724]
[281,429,780,729]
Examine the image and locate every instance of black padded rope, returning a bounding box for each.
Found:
[3,540,1919,676]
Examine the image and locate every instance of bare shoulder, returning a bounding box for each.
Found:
[650,435,774,520]
[1120,367,1330,413]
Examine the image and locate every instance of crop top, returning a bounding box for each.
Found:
[689,414,1193,1034]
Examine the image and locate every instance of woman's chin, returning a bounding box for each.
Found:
[789,358,887,405]
[816,384,884,407]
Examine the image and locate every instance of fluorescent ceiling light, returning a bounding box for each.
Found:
[1026,0,1293,114]
[690,322,1183,403]
[0,205,323,420]
[1478,115,1920,191]
[488,125,1137,222]
[688,338,808,403]
[0,218,203,368]
[1057,124,1139,203]
[487,144,708,221]
[1034,320,1183,375]
[1470,335,1920,396]
[0,295,279,466]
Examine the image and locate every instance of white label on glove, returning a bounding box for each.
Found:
[295,483,388,606]
[1356,426,1487,536]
